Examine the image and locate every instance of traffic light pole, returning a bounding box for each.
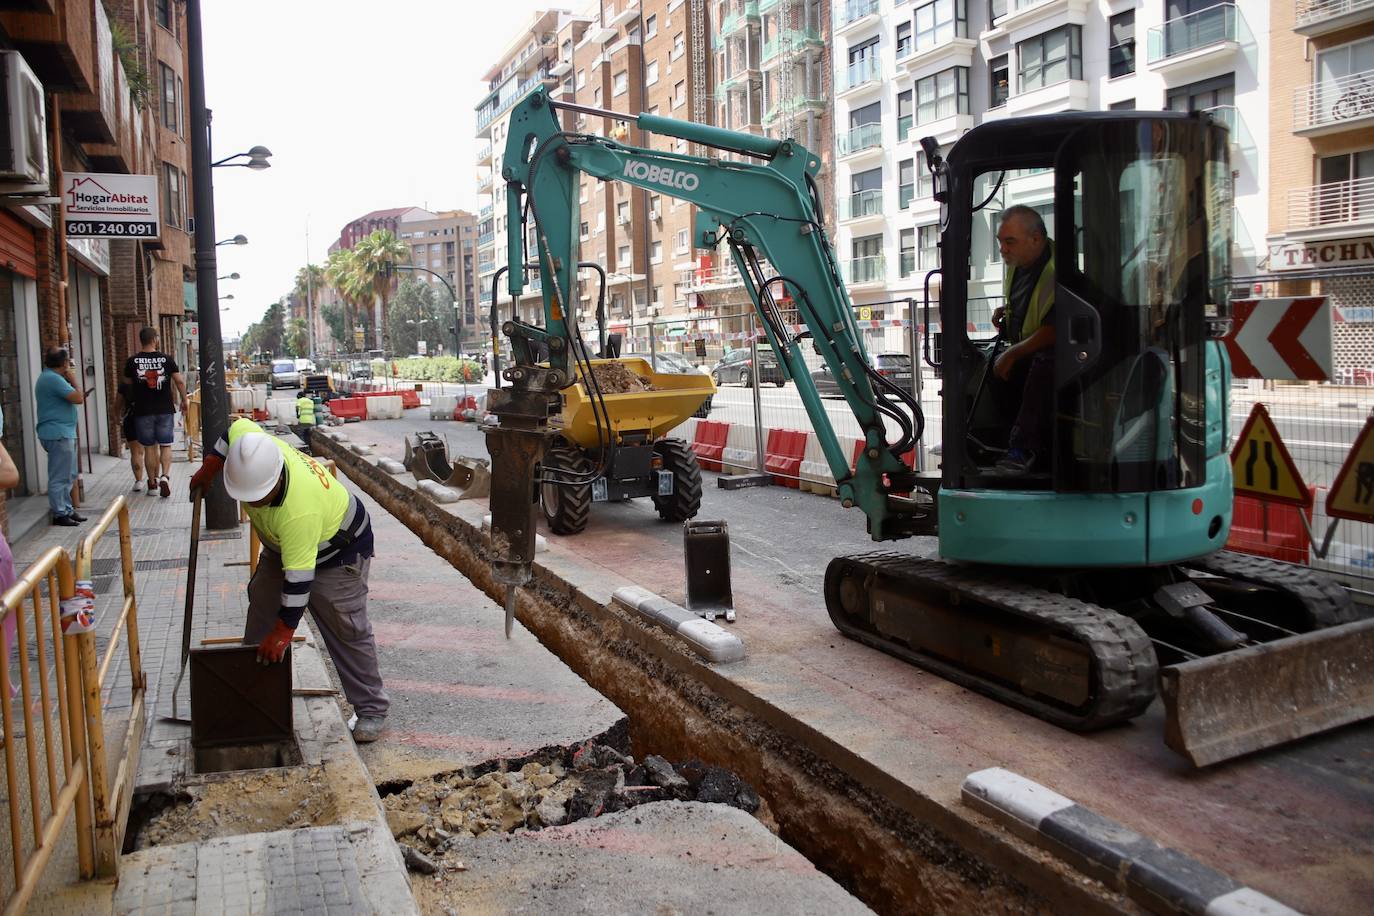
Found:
[186,0,235,529]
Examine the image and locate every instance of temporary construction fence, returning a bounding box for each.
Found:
[0,496,145,911]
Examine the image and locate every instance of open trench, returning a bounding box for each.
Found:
[313,434,1132,916]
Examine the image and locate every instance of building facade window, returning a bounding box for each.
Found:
[899,158,914,209]
[1108,11,1135,79]
[897,90,913,140]
[155,0,175,34]
[1018,25,1082,92]
[899,228,916,277]
[1166,73,1233,112]
[916,67,968,124]
[918,149,934,199]
[646,60,659,85]
[576,69,586,89]
[673,32,685,59]
[613,70,629,96]
[674,80,686,107]
[159,63,179,132]
[915,0,966,53]
[675,228,690,252]
[646,14,657,37]
[919,224,939,270]
[651,240,663,263]
[989,54,1009,107]
[162,162,183,229]
[616,201,630,224]
[896,21,912,59]
[618,244,631,265]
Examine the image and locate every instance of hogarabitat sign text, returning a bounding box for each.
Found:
[61,172,160,240]
[1269,236,1374,271]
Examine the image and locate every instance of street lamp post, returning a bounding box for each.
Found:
[216,234,248,247]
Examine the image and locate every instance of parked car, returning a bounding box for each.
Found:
[293,358,317,374]
[269,359,301,390]
[810,352,915,398]
[626,351,714,417]
[710,347,785,388]
[348,361,373,380]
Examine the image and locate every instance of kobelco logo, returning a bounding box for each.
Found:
[623,159,699,191]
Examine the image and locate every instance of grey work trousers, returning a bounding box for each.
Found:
[245,548,390,717]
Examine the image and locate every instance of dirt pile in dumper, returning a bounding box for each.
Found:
[584,362,658,394]
[383,741,762,878]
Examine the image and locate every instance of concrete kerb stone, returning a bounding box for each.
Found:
[310,433,1137,915]
[961,768,1299,916]
[416,480,460,503]
[613,585,746,663]
[378,458,407,475]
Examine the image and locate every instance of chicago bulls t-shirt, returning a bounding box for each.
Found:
[124,351,178,416]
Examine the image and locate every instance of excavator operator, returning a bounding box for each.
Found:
[989,205,1056,477]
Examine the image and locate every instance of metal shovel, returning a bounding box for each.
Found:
[159,488,202,725]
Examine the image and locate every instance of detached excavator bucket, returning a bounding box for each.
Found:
[1160,616,1374,767]
[405,432,492,500]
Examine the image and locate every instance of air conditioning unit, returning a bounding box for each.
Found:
[0,51,48,193]
[649,206,661,221]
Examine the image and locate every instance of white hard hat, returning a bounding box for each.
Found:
[223,433,285,502]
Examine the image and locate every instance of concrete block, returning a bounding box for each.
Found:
[348,443,373,456]
[366,396,404,420]
[721,423,759,475]
[417,480,460,503]
[612,586,745,664]
[429,395,458,419]
[269,397,297,421]
[378,458,407,475]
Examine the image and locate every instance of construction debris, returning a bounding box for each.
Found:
[586,362,657,394]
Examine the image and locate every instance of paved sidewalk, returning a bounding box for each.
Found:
[5,454,415,914]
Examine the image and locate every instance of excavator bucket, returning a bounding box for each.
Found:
[1160,616,1374,767]
[405,432,492,500]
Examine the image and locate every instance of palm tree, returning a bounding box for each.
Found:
[287,317,309,357]
[325,248,363,352]
[352,229,411,351]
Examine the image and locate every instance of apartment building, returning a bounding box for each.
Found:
[0,0,176,533]
[1267,0,1374,375]
[829,0,1267,346]
[397,209,480,339]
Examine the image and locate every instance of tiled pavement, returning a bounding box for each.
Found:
[6,454,415,914]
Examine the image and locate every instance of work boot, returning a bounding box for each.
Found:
[158,475,171,498]
[351,715,387,744]
[52,515,80,527]
[70,512,87,523]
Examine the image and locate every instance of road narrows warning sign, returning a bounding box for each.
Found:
[1230,403,1311,507]
[1327,416,1374,524]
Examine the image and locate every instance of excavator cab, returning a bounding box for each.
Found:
[929,113,1236,568]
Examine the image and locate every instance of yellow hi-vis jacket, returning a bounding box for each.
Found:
[296,395,316,426]
[212,418,368,626]
[1001,242,1056,344]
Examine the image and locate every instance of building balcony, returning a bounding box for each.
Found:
[1293,70,1374,137]
[763,92,826,124]
[1204,104,1250,153]
[606,1,640,29]
[844,256,886,289]
[1295,0,1374,36]
[903,37,978,81]
[1147,3,1240,76]
[838,58,881,97]
[475,70,554,134]
[1286,177,1374,237]
[836,122,883,159]
[989,0,1090,37]
[478,231,495,246]
[761,28,824,66]
[911,111,975,145]
[1004,78,1090,116]
[685,263,746,291]
[476,144,493,165]
[834,0,879,35]
[721,2,760,38]
[840,190,884,227]
[550,59,572,77]
[0,0,96,98]
[479,205,493,219]
[477,174,493,194]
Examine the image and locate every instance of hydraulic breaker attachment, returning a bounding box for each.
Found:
[1160,616,1374,767]
[483,380,562,637]
[404,431,492,500]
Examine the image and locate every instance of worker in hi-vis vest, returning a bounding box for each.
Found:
[190,417,388,743]
[292,393,316,451]
[989,205,1055,478]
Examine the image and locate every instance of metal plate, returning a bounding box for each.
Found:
[189,645,293,748]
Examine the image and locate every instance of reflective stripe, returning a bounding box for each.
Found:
[284,568,314,584]
[281,592,310,608]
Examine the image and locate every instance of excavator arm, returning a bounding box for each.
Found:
[486,88,925,592]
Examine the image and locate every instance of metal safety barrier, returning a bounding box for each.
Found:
[0,547,93,914]
[72,496,145,878]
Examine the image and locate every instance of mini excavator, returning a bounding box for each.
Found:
[483,87,1374,766]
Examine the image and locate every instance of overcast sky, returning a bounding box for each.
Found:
[202,0,558,336]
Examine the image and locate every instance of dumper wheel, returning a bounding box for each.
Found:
[541,445,593,535]
[652,438,702,522]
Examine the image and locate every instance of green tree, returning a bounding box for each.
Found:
[386,278,453,357]
[352,229,410,352]
[286,317,309,358]
[257,302,285,357]
[320,301,345,349]
[325,248,368,352]
[293,263,326,351]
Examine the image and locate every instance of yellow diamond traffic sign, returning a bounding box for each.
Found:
[1230,403,1310,507]
[1327,415,1374,524]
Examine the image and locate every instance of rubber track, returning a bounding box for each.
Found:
[827,552,1158,731]
[1187,549,1360,628]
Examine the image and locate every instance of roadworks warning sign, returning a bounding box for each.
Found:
[1230,403,1311,507]
[1327,416,1374,524]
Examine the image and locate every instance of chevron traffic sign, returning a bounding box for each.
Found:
[1222,297,1332,381]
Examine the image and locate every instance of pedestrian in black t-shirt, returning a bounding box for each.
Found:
[122,327,189,498]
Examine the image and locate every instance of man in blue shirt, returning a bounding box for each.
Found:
[35,347,86,527]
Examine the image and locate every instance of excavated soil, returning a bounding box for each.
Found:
[585,363,657,394]
[131,766,340,848]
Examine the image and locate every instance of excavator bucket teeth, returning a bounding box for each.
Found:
[1160,616,1374,767]
[404,433,491,499]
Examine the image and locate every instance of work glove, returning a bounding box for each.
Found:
[256,619,295,665]
[189,454,224,497]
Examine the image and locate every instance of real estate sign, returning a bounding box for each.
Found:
[62,172,160,240]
